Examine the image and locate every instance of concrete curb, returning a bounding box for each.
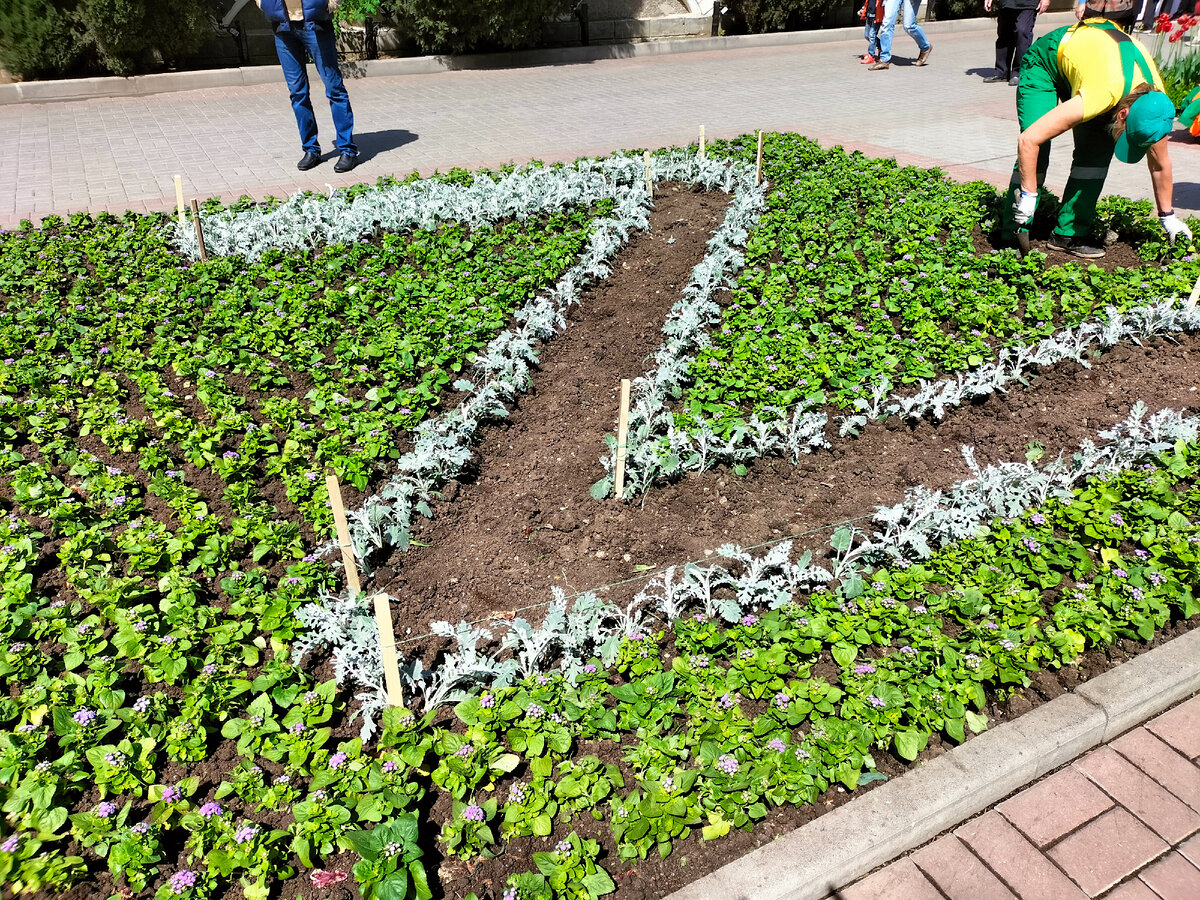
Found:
[0,13,1076,106]
[664,626,1200,900]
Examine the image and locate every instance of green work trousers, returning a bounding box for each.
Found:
[1001,26,1116,241]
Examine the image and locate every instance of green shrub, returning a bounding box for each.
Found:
[722,0,827,32]
[0,0,90,80]
[336,0,574,55]
[0,0,211,80]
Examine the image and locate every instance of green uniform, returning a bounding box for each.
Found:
[1002,20,1163,241]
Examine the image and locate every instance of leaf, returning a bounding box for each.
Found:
[590,477,612,501]
[532,813,553,836]
[582,867,617,898]
[893,730,929,762]
[965,710,989,734]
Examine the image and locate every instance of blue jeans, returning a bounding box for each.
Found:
[878,0,931,63]
[273,21,356,157]
[865,20,881,56]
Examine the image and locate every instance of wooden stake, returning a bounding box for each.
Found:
[373,592,405,707]
[325,474,361,595]
[614,378,632,501]
[643,150,654,197]
[174,175,186,226]
[756,130,765,186]
[190,198,208,262]
[698,124,706,161]
[1188,269,1200,311]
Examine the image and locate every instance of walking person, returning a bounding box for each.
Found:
[869,0,933,69]
[985,0,1050,85]
[1002,19,1191,258]
[860,0,886,64]
[256,0,358,173]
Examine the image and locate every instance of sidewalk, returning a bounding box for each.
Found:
[839,694,1200,900]
[2,13,1199,228]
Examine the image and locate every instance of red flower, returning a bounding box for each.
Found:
[1170,26,1185,40]
[1156,17,1172,32]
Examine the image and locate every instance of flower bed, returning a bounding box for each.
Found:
[0,136,1198,900]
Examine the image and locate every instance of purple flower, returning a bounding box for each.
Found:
[328,752,348,770]
[526,704,545,720]
[1113,568,1129,579]
[169,870,198,894]
[198,802,222,818]
[462,804,485,823]
[854,663,876,675]
[202,664,217,675]
[455,744,474,759]
[583,664,597,673]
[161,785,182,803]
[290,721,305,734]
[741,615,758,626]
[222,451,240,460]
[234,824,259,844]
[868,696,886,709]
[509,782,527,803]
[131,822,150,835]
[716,754,739,775]
[1110,513,1125,526]
[717,693,734,710]
[555,839,572,854]
[1,834,18,853]
[1031,513,1046,526]
[504,889,517,900]
[73,708,97,726]
[479,693,495,708]
[767,738,787,753]
[382,760,399,773]
[773,692,790,709]
[95,801,117,818]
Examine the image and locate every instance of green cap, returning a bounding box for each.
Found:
[1179,86,1200,129]
[1115,91,1177,164]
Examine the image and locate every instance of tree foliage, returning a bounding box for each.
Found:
[0,0,212,79]
[722,0,827,33]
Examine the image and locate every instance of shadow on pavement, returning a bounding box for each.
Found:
[354,128,419,163]
[1172,181,1200,210]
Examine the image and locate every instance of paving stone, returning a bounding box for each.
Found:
[1181,832,1200,869]
[1073,745,1200,843]
[911,834,1017,899]
[997,766,1112,847]
[955,811,1087,900]
[1147,695,1200,761]
[1138,852,1200,900]
[1104,879,1159,900]
[839,859,943,900]
[1047,808,1168,897]
[1112,728,1200,814]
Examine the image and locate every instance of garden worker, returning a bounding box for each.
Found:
[984,0,1050,85]
[869,0,933,69]
[256,0,358,173]
[1004,19,1192,258]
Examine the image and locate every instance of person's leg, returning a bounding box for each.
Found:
[996,8,1016,76]
[273,26,319,154]
[1001,39,1062,239]
[1053,114,1114,242]
[303,23,357,157]
[1013,8,1037,75]
[877,0,901,63]
[902,0,932,52]
[865,20,880,57]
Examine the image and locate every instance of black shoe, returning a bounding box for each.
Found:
[333,153,358,174]
[297,151,321,171]
[1046,235,1105,259]
[1009,73,1020,86]
[983,72,1009,83]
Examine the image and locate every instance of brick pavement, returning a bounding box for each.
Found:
[3,13,1200,228]
[837,694,1200,899]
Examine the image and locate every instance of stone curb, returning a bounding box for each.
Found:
[664,626,1200,900]
[0,12,1077,106]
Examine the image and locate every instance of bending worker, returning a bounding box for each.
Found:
[1004,18,1191,258]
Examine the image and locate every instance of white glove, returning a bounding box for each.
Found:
[1013,190,1037,226]
[1160,213,1192,244]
